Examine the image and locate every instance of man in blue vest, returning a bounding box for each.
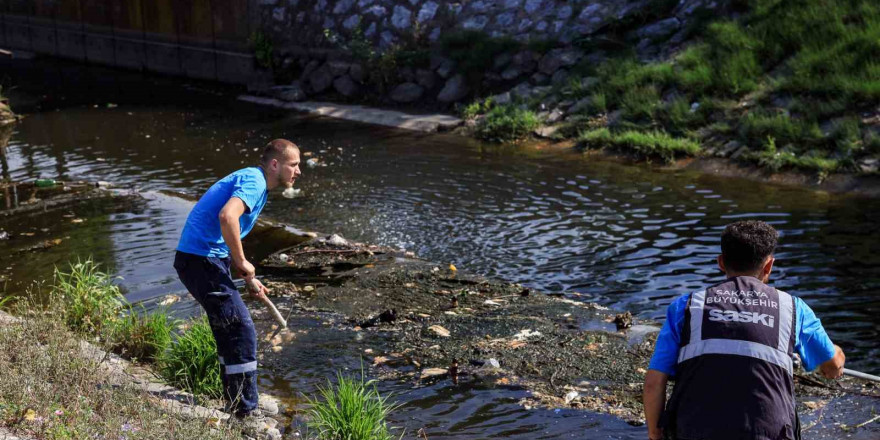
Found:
[644,220,845,440]
[174,139,301,420]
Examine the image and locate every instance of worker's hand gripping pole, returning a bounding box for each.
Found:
[246,278,287,328]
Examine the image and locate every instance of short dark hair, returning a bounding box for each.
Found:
[260,139,299,165]
[721,220,778,273]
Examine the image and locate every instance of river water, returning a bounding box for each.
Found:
[2,58,879,437]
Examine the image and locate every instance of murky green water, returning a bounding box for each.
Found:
[1,58,879,438]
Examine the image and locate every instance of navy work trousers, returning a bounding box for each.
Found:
[173,251,258,416]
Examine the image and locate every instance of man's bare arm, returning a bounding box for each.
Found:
[644,369,668,440]
[819,345,845,379]
[218,197,253,279]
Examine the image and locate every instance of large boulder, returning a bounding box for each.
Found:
[299,59,321,82]
[415,69,437,89]
[327,60,351,77]
[538,49,583,75]
[636,18,681,40]
[333,75,359,97]
[349,63,365,83]
[437,74,469,103]
[390,82,425,103]
[308,63,334,94]
[435,58,456,79]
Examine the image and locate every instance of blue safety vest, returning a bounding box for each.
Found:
[663,276,798,440]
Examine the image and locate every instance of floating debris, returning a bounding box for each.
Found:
[513,329,543,341]
[420,368,448,380]
[281,187,301,199]
[428,325,451,338]
[159,295,180,306]
[614,311,633,330]
[326,234,348,246]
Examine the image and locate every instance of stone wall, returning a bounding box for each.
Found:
[258,0,726,49]
[253,0,729,106]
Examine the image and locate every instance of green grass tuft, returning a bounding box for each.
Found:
[737,112,823,149]
[52,259,124,335]
[306,370,402,440]
[578,128,701,162]
[158,317,223,399]
[475,105,541,142]
[110,306,177,363]
[745,136,841,175]
[460,97,495,120]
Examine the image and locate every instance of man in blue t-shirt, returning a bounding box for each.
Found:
[174,139,301,420]
[643,220,845,440]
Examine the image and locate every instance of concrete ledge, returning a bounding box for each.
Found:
[238,95,463,133]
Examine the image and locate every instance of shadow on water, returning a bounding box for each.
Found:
[0,57,879,437]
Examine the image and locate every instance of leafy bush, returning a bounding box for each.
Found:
[579,128,701,162]
[460,97,494,120]
[52,259,124,335]
[475,105,541,142]
[306,370,402,440]
[250,31,274,69]
[158,317,223,398]
[110,306,177,363]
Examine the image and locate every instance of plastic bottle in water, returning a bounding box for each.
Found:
[35,179,57,188]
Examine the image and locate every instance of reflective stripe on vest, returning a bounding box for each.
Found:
[678,287,795,375]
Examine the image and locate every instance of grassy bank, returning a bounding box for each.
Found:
[0,297,237,439]
[470,0,879,177]
[48,259,224,398]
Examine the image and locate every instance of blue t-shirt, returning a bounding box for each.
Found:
[177,167,268,258]
[648,290,836,377]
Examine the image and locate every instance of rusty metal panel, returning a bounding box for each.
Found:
[5,0,32,50]
[111,0,145,70]
[33,0,57,17]
[141,0,181,75]
[55,0,85,61]
[30,0,59,56]
[175,0,213,46]
[212,0,248,53]
[0,0,7,46]
[55,0,81,21]
[175,0,215,80]
[81,0,115,65]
